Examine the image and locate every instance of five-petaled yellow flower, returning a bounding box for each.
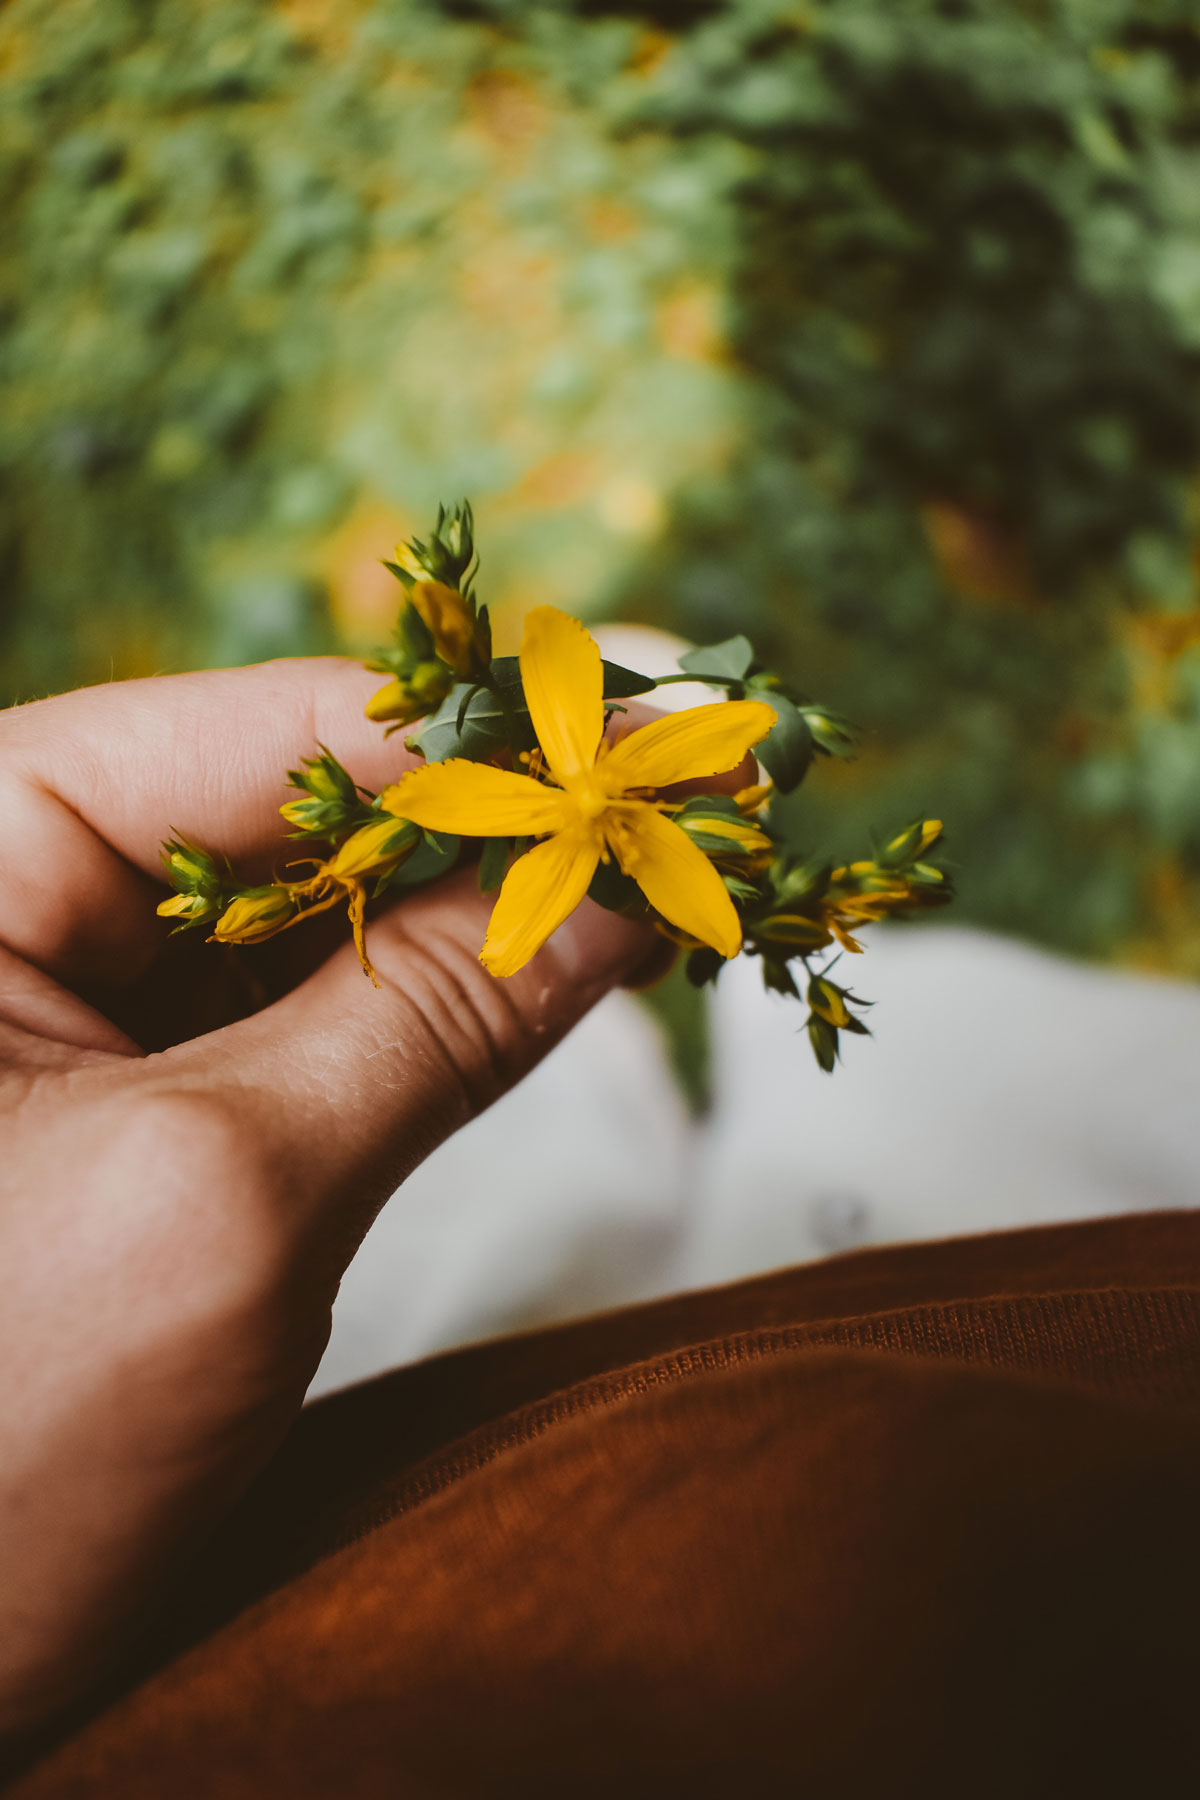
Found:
[382,606,776,976]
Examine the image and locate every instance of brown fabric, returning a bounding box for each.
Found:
[14,1209,1200,1796]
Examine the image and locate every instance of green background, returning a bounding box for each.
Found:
[6,0,1200,975]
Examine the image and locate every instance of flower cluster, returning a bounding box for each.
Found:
[157,503,952,1068]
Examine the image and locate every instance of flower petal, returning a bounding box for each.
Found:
[382,761,572,837]
[481,829,601,977]
[606,803,742,959]
[601,698,776,793]
[519,606,605,782]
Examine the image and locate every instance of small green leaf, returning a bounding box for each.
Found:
[756,693,814,793]
[685,946,724,987]
[379,831,461,891]
[478,834,511,894]
[601,660,657,698]
[678,636,755,682]
[587,858,652,916]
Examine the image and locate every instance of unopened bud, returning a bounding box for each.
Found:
[365,662,453,725]
[161,838,222,895]
[409,581,487,679]
[324,816,420,881]
[157,891,221,926]
[880,818,944,867]
[210,886,298,944]
[757,912,833,948]
[677,810,772,857]
[807,975,851,1028]
[807,1012,840,1073]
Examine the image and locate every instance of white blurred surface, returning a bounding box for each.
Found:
[311,923,1200,1396]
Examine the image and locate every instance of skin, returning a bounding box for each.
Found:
[0,656,739,1764]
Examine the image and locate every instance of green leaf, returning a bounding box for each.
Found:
[685,946,724,987]
[378,831,460,891]
[415,659,657,763]
[755,693,814,793]
[678,636,755,682]
[601,660,657,698]
[761,957,800,999]
[477,834,511,894]
[415,681,535,764]
[587,858,652,917]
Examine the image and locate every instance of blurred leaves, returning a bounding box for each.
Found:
[8,0,1200,976]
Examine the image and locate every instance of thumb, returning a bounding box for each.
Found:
[154,869,658,1265]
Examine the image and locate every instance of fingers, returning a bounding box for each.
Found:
[152,870,658,1271]
[0,659,416,984]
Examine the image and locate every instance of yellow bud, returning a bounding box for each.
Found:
[808,976,851,1028]
[734,782,774,816]
[917,820,943,853]
[409,580,476,677]
[210,886,297,944]
[325,817,418,881]
[678,813,772,855]
[757,913,833,948]
[364,662,452,725]
[393,541,426,581]
[157,892,218,923]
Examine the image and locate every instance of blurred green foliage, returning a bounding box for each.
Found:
[5,0,1200,973]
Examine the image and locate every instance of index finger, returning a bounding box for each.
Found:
[0,659,419,985]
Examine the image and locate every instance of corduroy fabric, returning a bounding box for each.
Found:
[13,1209,1200,1796]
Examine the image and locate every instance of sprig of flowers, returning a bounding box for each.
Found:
[156,502,953,1068]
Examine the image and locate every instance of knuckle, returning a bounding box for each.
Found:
[381,918,546,1125]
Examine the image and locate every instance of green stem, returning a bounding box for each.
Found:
[650,672,741,689]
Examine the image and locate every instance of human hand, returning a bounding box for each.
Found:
[0,657,663,1756]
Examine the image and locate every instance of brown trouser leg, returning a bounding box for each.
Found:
[16,1211,1200,1797]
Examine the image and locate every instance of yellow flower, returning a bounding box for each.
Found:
[382,606,776,976]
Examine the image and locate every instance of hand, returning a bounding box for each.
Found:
[0,657,661,1756]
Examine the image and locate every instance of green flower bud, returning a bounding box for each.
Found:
[807,1012,841,1073]
[160,837,223,897]
[800,707,856,757]
[807,975,852,1028]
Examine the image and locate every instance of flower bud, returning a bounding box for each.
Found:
[879,818,943,868]
[210,886,298,944]
[756,912,833,948]
[161,838,222,895]
[807,1012,841,1073]
[365,662,453,725]
[801,708,856,757]
[677,809,772,857]
[409,581,490,679]
[157,891,221,926]
[807,975,851,1028]
[286,749,358,806]
[324,816,420,881]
